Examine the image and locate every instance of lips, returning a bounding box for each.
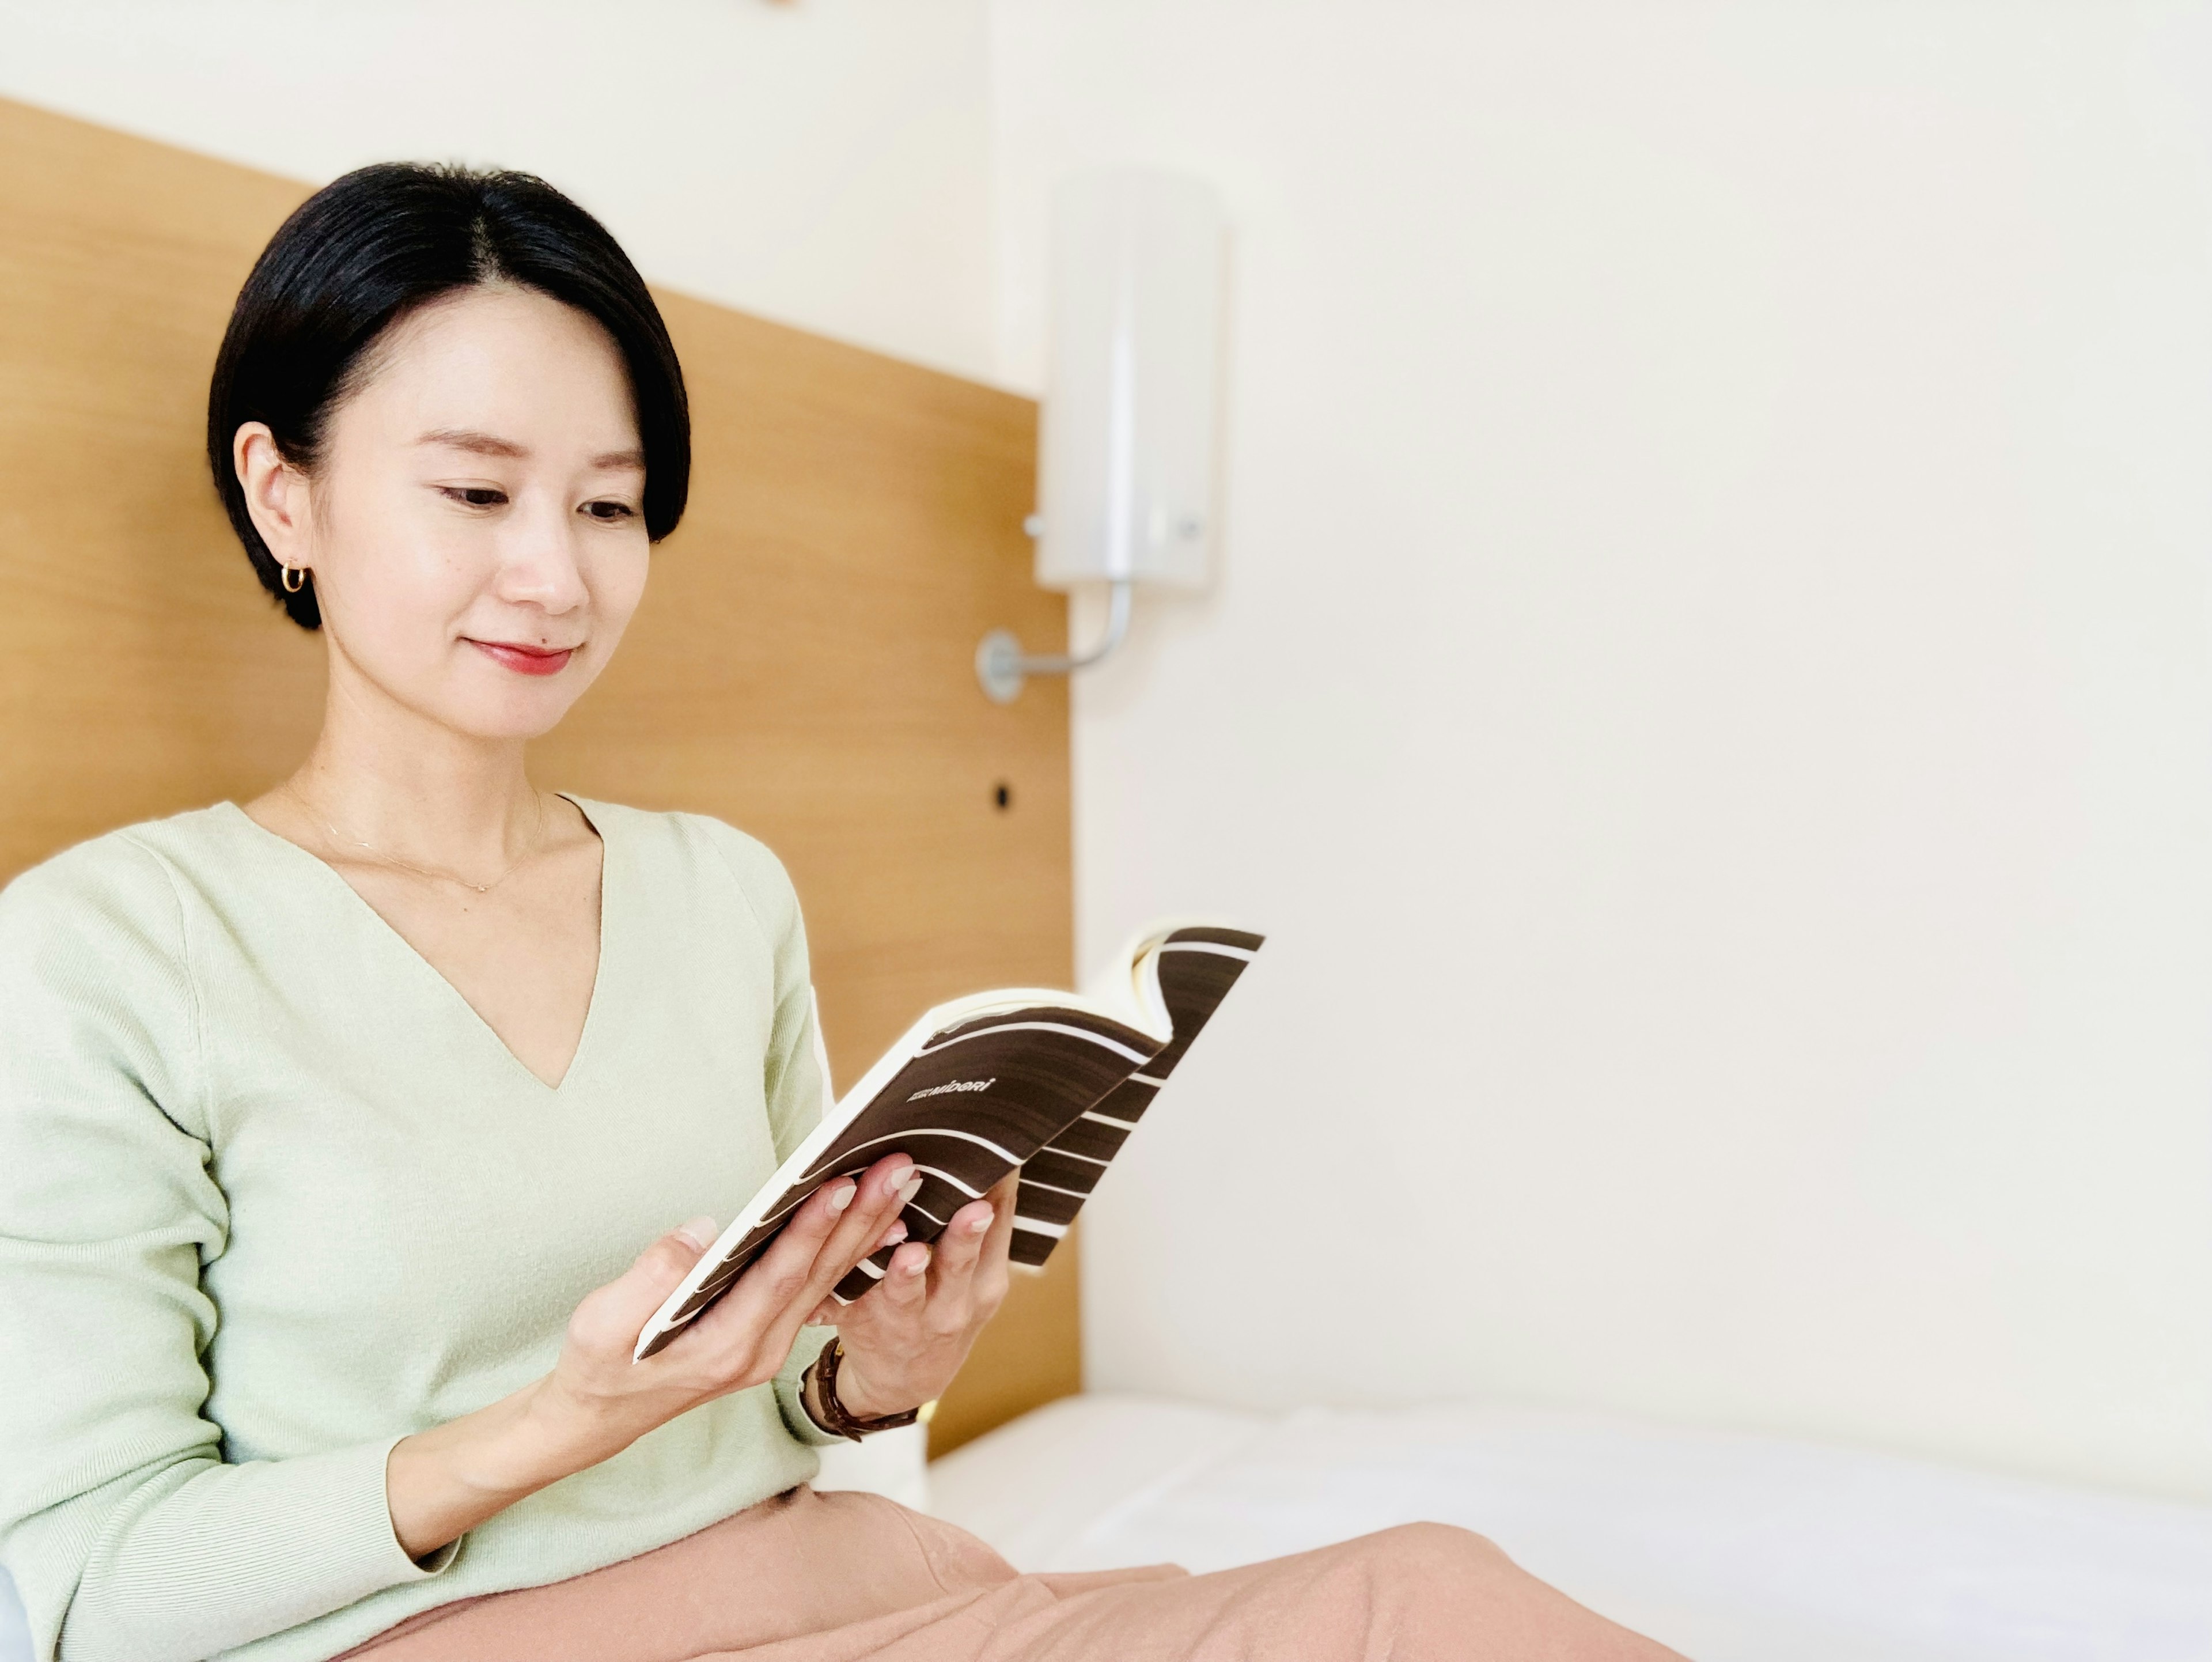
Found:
[468,639,576,677]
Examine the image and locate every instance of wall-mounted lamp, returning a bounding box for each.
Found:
[977,168,1227,703]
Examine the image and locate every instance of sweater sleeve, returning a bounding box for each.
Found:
[690,816,828,1168]
[690,819,844,1448]
[0,837,453,1662]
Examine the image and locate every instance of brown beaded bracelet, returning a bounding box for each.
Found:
[804,1339,923,1443]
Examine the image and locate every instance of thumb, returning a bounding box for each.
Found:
[571,1217,718,1354]
[673,1216,720,1254]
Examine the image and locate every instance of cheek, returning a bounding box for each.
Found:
[315,492,485,665]
[584,538,653,652]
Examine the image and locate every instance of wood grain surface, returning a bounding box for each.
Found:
[0,94,1077,1456]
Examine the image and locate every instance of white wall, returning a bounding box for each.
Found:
[994,1,2212,1502]
[0,0,997,380]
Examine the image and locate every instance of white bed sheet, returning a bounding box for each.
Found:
[7,1398,2194,1662]
[926,1394,2212,1662]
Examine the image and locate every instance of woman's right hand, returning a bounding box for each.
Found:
[385,1152,918,1561]
[542,1152,919,1455]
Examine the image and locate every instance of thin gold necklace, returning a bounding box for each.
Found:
[298,788,548,896]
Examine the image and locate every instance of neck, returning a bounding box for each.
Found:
[285,650,544,872]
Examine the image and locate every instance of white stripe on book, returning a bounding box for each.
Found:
[1158,941,1257,961]
[1081,1109,1138,1127]
[1012,1217,1069,1239]
[921,1020,1155,1066]
[797,1125,1021,1185]
[1015,1177,1094,1199]
[1127,1074,1164,1087]
[1043,1147,1111,1166]
[916,1164,984,1199]
[854,1256,885,1279]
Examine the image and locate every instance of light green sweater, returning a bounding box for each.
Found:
[0,798,844,1662]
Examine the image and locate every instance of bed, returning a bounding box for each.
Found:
[7,1392,2199,1661]
[925,1393,2212,1662]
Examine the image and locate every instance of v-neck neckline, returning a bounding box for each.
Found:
[220,792,613,1095]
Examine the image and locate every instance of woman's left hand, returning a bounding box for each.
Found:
[812,1171,1019,1421]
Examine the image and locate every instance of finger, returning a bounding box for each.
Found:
[979,1172,1020,1267]
[926,1198,995,1311]
[876,1240,931,1310]
[974,1173,1019,1312]
[676,1216,720,1256]
[684,1176,860,1348]
[802,1214,908,1328]
[806,1157,919,1290]
[753,1156,908,1303]
[725,1157,915,1361]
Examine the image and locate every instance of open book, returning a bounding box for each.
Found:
[634,921,1263,1360]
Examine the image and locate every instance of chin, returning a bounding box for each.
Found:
[421,680,590,743]
[432,653,604,741]
[467,696,585,743]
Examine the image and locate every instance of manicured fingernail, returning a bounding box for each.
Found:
[903,1250,928,1275]
[967,1207,993,1234]
[881,1220,910,1246]
[897,1175,925,1205]
[676,1217,718,1251]
[827,1182,857,1214]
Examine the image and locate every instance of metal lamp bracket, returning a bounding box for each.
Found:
[976,577,1132,704]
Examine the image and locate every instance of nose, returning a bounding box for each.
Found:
[494,495,590,620]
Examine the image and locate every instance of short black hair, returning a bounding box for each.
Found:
[207,162,690,629]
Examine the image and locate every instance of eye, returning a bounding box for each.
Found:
[438,486,508,509]
[581,499,638,523]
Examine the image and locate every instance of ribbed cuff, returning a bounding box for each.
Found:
[772,1327,846,1448]
[209,1434,461,1600]
[374,1434,465,1578]
[58,1436,459,1662]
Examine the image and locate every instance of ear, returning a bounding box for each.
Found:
[233,422,313,574]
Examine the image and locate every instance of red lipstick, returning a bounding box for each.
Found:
[469,639,575,677]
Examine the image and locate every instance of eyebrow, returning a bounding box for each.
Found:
[416,429,645,472]
[418,427,527,459]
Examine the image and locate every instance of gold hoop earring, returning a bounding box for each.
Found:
[279,562,306,595]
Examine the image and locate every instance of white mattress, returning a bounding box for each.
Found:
[7,1398,2194,1662]
[926,1394,2212,1662]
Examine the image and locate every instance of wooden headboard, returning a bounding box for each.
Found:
[0,96,1075,1455]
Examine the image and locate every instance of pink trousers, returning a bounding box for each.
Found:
[338,1485,1683,1661]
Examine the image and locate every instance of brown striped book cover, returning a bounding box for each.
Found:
[633,921,1263,1361]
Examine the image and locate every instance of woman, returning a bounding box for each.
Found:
[0,165,1677,1662]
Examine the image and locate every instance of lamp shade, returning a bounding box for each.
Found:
[1035,168,1226,592]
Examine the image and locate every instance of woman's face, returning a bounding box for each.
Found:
[259,283,652,741]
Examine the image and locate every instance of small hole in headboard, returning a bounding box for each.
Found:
[993,782,1012,811]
